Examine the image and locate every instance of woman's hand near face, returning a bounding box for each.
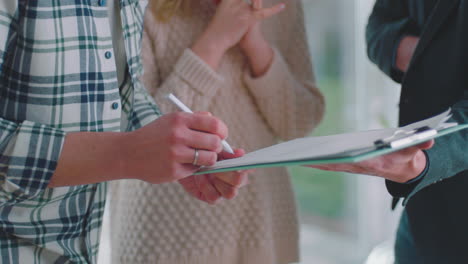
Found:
[239,0,275,77]
[191,0,284,70]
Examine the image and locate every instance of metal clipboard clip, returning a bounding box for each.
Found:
[374,126,438,150]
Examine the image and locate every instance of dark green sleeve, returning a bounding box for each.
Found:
[402,100,468,203]
[366,0,419,83]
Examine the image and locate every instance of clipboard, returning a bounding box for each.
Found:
[195,109,468,175]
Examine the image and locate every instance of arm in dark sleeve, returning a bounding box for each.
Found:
[387,99,468,204]
[366,0,420,82]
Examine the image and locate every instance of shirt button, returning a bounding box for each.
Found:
[105,51,112,59]
[99,0,106,6]
[112,102,119,110]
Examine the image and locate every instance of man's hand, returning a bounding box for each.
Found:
[49,112,230,187]
[309,140,434,183]
[178,149,250,204]
[123,112,230,184]
[395,36,420,72]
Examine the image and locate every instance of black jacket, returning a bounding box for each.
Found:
[367,0,468,262]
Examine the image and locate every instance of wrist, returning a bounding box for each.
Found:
[191,33,228,71]
[395,35,419,72]
[50,131,130,187]
[118,131,140,181]
[243,39,273,77]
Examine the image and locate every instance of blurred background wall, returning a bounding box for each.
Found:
[294,0,403,263]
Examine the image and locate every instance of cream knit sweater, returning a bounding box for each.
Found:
[110,1,324,263]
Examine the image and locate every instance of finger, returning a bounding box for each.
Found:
[211,176,240,200]
[308,165,335,171]
[253,3,285,20]
[309,163,354,173]
[178,176,203,200]
[393,144,426,157]
[392,139,435,157]
[417,139,435,150]
[214,170,249,187]
[188,113,228,140]
[179,148,218,166]
[185,129,223,152]
[251,0,261,9]
[194,111,212,116]
[196,174,222,204]
[218,148,245,160]
[308,165,328,170]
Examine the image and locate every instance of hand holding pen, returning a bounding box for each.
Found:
[165,94,252,204]
[166,93,235,155]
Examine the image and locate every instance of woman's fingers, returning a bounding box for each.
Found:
[251,0,262,9]
[211,171,249,199]
[218,148,245,160]
[213,170,249,187]
[212,177,239,200]
[178,176,202,199]
[179,171,249,203]
[253,3,285,20]
[195,174,222,204]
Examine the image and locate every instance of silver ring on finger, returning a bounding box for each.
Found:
[192,149,200,166]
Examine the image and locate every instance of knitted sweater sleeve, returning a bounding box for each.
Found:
[140,12,224,114]
[243,0,325,141]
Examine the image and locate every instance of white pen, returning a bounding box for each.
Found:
[166,93,235,154]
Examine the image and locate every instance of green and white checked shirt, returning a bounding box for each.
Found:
[0,0,160,263]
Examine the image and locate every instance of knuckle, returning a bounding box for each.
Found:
[232,175,244,187]
[226,188,238,200]
[170,112,186,126]
[211,137,222,151]
[169,146,183,161]
[207,152,218,166]
[167,165,179,180]
[209,118,221,133]
[169,129,185,145]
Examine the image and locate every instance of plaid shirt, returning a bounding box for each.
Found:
[0,1,160,263]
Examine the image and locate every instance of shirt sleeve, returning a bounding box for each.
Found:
[242,48,324,140]
[0,120,66,206]
[405,100,468,203]
[0,2,68,207]
[242,0,324,141]
[126,81,162,130]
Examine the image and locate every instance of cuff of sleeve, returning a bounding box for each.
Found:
[174,49,224,97]
[242,47,287,98]
[128,82,161,130]
[2,121,66,204]
[385,151,429,201]
[403,140,453,203]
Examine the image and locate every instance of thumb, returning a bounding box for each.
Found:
[253,3,285,20]
[194,111,212,116]
[417,139,435,150]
